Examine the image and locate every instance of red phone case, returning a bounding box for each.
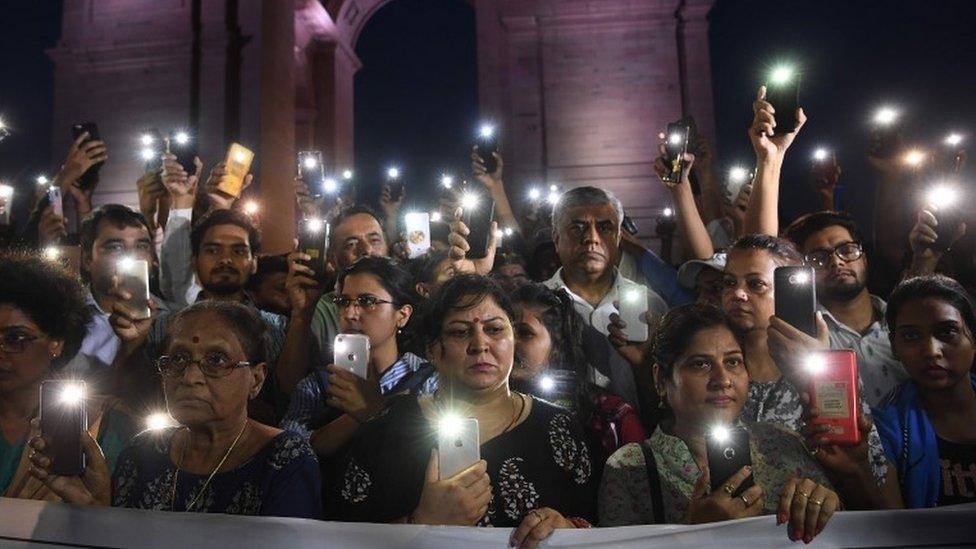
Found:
[808,350,860,445]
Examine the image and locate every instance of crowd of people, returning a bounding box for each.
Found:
[0,84,973,548]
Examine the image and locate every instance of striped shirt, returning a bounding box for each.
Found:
[281,352,436,437]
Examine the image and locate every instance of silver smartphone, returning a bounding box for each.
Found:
[437,417,480,480]
[404,212,431,259]
[48,187,63,218]
[334,333,370,379]
[617,283,649,342]
[117,258,151,319]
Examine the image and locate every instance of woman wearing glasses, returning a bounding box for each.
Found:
[333,275,594,549]
[0,251,135,500]
[281,256,433,460]
[28,300,323,518]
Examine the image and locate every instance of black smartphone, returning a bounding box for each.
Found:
[622,215,639,235]
[388,181,405,203]
[706,425,753,497]
[167,129,197,173]
[463,187,496,259]
[774,266,817,337]
[678,115,701,155]
[39,380,88,476]
[71,122,103,190]
[933,207,964,252]
[764,70,800,135]
[476,127,499,174]
[663,121,690,184]
[298,217,330,281]
[142,128,164,174]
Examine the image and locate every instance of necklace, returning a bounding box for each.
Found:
[502,393,526,434]
[169,420,249,512]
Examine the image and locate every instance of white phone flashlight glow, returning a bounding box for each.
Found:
[668,133,684,146]
[804,354,827,375]
[342,169,354,180]
[791,270,811,284]
[769,65,794,85]
[728,166,750,183]
[140,148,155,161]
[431,211,443,223]
[36,175,49,186]
[461,192,480,211]
[813,148,829,161]
[528,188,541,201]
[306,217,325,233]
[437,413,464,437]
[146,412,176,431]
[710,425,731,443]
[927,185,960,210]
[117,256,137,273]
[302,155,318,170]
[903,149,926,167]
[43,246,61,262]
[140,134,155,147]
[60,383,85,405]
[663,207,674,217]
[873,107,899,126]
[323,177,339,194]
[440,175,454,189]
[944,133,964,147]
[243,200,260,215]
[479,124,495,139]
[539,375,556,392]
[625,288,643,304]
[0,185,13,200]
[174,131,190,146]
[387,167,400,180]
[547,190,561,206]
[504,227,514,237]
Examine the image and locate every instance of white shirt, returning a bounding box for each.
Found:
[543,268,667,337]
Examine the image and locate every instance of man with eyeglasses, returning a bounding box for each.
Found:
[785,211,907,406]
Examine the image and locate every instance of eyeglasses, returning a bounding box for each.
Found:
[805,242,864,269]
[0,333,41,355]
[331,295,394,311]
[156,354,251,378]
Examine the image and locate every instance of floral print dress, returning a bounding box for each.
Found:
[331,394,597,525]
[598,422,832,526]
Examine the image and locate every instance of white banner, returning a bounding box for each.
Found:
[0,497,974,548]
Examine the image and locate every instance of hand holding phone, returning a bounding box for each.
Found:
[460,186,496,259]
[298,217,330,281]
[334,334,370,379]
[617,283,649,342]
[437,417,480,480]
[116,258,151,319]
[662,121,691,184]
[804,350,860,446]
[40,380,88,476]
[167,129,197,173]
[764,66,800,134]
[774,266,817,337]
[404,212,431,259]
[298,151,325,196]
[475,125,499,174]
[71,122,103,190]
[706,425,753,497]
[217,143,253,198]
[47,187,64,218]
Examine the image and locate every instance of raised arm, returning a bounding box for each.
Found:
[652,141,714,261]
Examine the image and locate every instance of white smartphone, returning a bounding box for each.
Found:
[116,258,151,319]
[404,212,431,259]
[334,333,370,379]
[617,283,649,342]
[48,187,63,218]
[437,417,480,480]
[0,185,13,225]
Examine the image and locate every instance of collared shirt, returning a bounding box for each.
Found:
[820,295,907,407]
[543,268,667,337]
[281,352,436,438]
[160,208,202,307]
[309,292,341,366]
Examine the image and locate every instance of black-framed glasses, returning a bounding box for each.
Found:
[331,295,394,311]
[805,242,864,269]
[156,354,251,378]
[0,333,41,355]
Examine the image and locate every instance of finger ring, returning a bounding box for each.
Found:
[811,499,823,506]
[723,484,735,496]
[740,495,750,506]
[797,490,810,499]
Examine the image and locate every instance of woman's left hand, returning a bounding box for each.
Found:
[325,364,383,423]
[800,392,873,478]
[509,507,575,549]
[27,419,112,506]
[777,477,840,544]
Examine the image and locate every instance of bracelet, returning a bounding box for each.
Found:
[567,517,592,529]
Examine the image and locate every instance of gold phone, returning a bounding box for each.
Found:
[218,143,254,198]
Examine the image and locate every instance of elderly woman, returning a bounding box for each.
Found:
[874,276,976,508]
[600,303,845,543]
[511,283,645,470]
[0,251,135,500]
[333,275,594,548]
[29,300,322,518]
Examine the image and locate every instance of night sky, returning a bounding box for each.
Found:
[2,0,975,239]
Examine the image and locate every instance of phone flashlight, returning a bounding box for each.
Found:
[431,211,443,223]
[323,177,339,194]
[0,184,14,223]
[42,246,61,262]
[387,167,400,180]
[547,189,561,206]
[927,184,960,209]
[437,413,464,437]
[769,65,795,86]
[140,133,155,147]
[173,131,190,146]
[145,412,177,431]
[342,169,354,180]
[243,200,260,215]
[709,425,731,443]
[0,118,8,142]
[440,175,454,189]
[0,184,13,199]
[539,375,556,392]
[788,270,810,285]
[461,192,480,211]
[728,166,750,183]
[302,155,318,170]
[813,148,829,162]
[663,207,674,217]
[140,148,155,161]
[804,354,827,375]
[528,188,541,201]
[903,149,926,167]
[873,107,900,126]
[503,227,514,237]
[668,132,684,146]
[60,383,85,406]
[305,217,325,233]
[944,133,964,147]
[479,124,495,139]
[36,175,50,186]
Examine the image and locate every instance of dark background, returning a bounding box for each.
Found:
[2,0,975,240]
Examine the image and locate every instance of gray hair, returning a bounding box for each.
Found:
[551,186,625,230]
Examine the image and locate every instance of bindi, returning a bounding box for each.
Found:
[192,336,200,343]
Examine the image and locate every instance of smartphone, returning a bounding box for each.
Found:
[298,151,324,184]
[39,380,88,476]
[663,121,690,184]
[117,258,151,319]
[476,128,499,175]
[706,425,753,497]
[71,122,103,190]
[388,181,405,203]
[807,350,860,446]
[47,187,63,218]
[218,143,254,198]
[617,283,649,342]
[167,129,197,173]
[334,333,370,379]
[535,369,578,411]
[622,215,638,235]
[462,188,495,259]
[0,185,11,225]
[298,217,330,281]
[764,73,800,135]
[142,128,164,174]
[437,417,480,480]
[679,115,700,155]
[404,212,431,259]
[933,202,965,252]
[48,245,82,276]
[774,266,817,337]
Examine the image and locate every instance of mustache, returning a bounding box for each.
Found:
[211,266,240,275]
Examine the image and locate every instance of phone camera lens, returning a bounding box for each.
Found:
[724,447,736,460]
[347,353,355,361]
[454,438,463,448]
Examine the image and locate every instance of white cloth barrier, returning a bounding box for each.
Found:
[0,497,974,548]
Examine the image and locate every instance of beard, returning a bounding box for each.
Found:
[203,279,245,296]
[822,275,866,302]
